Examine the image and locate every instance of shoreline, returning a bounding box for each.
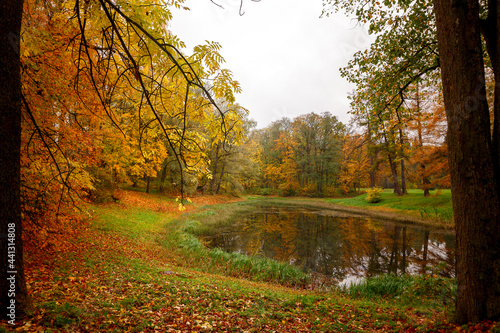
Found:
[245,196,455,230]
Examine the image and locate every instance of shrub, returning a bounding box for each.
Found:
[259,187,272,195]
[366,188,383,203]
[301,183,317,197]
[281,188,296,197]
[279,183,299,197]
[323,186,341,197]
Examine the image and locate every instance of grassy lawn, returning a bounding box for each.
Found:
[325,189,454,225]
[3,190,496,332]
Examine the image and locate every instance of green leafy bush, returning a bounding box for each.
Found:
[259,187,272,196]
[366,188,383,203]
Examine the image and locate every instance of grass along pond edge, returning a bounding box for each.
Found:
[246,193,454,230]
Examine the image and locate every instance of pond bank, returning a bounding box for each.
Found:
[201,200,456,285]
[247,196,454,230]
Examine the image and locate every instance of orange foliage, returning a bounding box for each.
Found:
[112,190,240,214]
[408,95,450,191]
[21,0,106,245]
[339,133,371,193]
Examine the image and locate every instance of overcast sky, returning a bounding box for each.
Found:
[170,0,373,129]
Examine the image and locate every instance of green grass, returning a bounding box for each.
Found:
[343,274,456,310]
[11,191,486,332]
[159,200,310,287]
[325,189,453,224]
[88,199,309,287]
[91,206,167,241]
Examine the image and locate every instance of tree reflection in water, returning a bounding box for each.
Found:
[204,207,455,285]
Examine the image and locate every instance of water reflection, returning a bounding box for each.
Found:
[204,207,455,284]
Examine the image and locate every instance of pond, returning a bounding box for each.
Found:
[203,206,455,286]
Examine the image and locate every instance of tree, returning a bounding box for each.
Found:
[254,113,344,196]
[406,86,450,194]
[432,0,500,323]
[257,118,296,190]
[339,131,371,194]
[206,103,253,195]
[325,0,500,323]
[292,112,344,195]
[0,0,30,321]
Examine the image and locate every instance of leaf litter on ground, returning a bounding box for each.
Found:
[2,191,498,332]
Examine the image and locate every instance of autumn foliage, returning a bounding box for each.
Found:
[19,0,248,245]
[5,0,467,329]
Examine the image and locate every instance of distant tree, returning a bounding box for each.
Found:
[254,113,344,196]
[339,132,371,194]
[206,103,254,195]
[292,112,345,195]
[406,85,450,194]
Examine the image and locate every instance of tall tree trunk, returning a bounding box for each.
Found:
[215,164,225,195]
[0,0,30,321]
[369,154,377,188]
[210,143,220,194]
[146,176,151,194]
[388,153,403,196]
[415,83,431,196]
[433,0,500,323]
[398,127,408,195]
[480,0,500,173]
[400,157,407,195]
[158,163,168,193]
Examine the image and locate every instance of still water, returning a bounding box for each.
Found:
[203,206,455,285]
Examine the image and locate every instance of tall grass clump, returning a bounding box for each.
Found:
[343,274,412,297]
[207,248,308,286]
[342,274,456,308]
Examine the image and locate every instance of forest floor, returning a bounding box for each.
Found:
[1,190,497,332]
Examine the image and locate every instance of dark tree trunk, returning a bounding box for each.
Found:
[210,143,220,194]
[433,0,500,323]
[0,0,30,321]
[158,163,168,193]
[388,153,403,196]
[215,164,225,195]
[369,154,377,188]
[398,128,408,195]
[421,165,431,197]
[480,0,500,173]
[400,157,407,195]
[415,84,431,196]
[146,176,151,194]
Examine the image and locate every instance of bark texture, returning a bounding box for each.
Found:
[433,0,500,323]
[0,0,30,321]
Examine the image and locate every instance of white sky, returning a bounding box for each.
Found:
[170,0,373,128]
